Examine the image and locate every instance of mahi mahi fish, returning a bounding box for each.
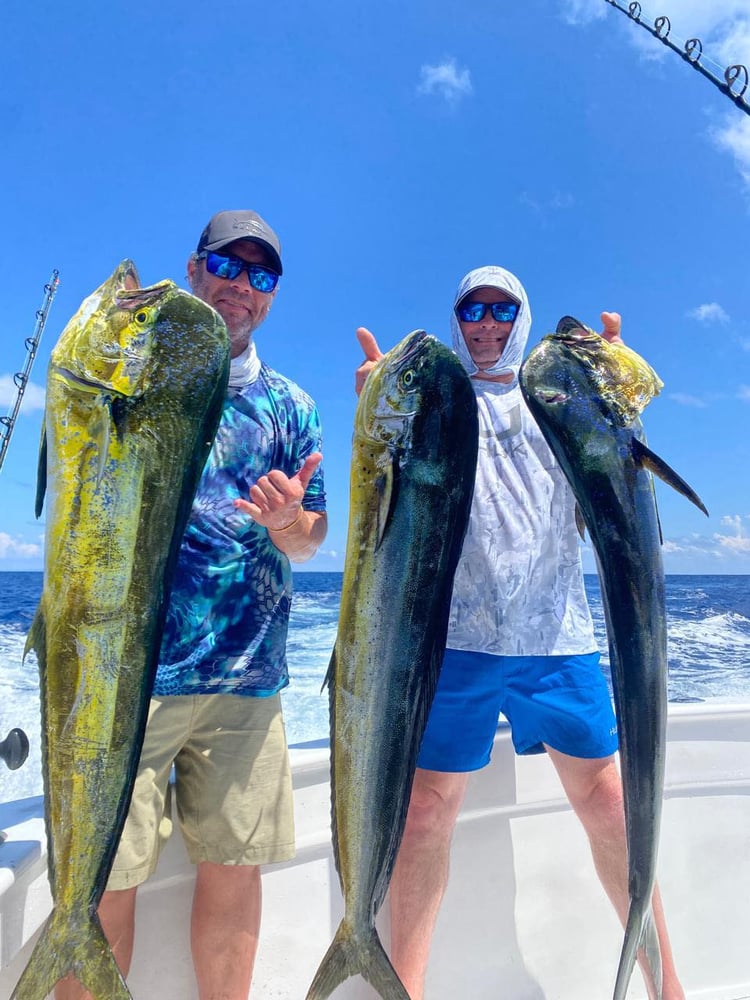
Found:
[306,330,478,1000]
[11,262,229,1000]
[519,317,707,1000]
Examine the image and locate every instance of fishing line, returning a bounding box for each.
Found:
[0,269,60,474]
[604,0,750,116]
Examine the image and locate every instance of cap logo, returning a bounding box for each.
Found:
[231,220,264,237]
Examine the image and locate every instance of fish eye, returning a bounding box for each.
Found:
[401,369,415,388]
[134,310,149,324]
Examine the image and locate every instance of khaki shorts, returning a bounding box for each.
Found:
[107,693,295,890]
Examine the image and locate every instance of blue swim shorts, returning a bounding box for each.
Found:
[417,648,618,772]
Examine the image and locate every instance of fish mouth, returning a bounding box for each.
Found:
[115,278,173,310]
[118,259,140,291]
[50,365,129,397]
[555,315,595,340]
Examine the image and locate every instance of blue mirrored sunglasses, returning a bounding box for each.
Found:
[457,300,519,324]
[198,251,279,293]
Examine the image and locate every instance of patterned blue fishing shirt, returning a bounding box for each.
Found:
[153,364,326,697]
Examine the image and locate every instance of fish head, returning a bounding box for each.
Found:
[520,318,663,439]
[356,330,475,456]
[352,328,477,551]
[356,330,431,449]
[548,318,663,423]
[50,260,179,399]
[520,333,599,455]
[131,282,231,386]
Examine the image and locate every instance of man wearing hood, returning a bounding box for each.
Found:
[355,265,683,1000]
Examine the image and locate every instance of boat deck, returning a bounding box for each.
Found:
[1,704,749,998]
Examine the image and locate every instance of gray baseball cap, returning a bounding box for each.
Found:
[196,210,283,275]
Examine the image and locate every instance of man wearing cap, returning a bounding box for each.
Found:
[58,211,328,1000]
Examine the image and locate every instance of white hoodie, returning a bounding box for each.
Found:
[447,266,596,656]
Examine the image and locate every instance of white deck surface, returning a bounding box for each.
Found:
[1,704,749,999]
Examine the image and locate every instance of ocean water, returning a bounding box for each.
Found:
[1,572,748,803]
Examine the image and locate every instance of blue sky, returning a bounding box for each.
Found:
[0,0,748,574]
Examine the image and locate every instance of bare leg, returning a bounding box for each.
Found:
[388,768,469,1000]
[191,861,261,1000]
[54,888,138,1000]
[546,747,684,1000]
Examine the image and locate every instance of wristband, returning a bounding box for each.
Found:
[269,507,303,532]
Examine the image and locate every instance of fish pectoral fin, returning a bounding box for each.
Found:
[34,423,48,519]
[89,397,115,487]
[373,460,397,552]
[575,503,587,541]
[631,438,709,517]
[322,647,337,693]
[655,501,665,546]
[23,602,46,666]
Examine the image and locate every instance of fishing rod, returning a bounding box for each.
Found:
[0,269,60,474]
[605,0,750,117]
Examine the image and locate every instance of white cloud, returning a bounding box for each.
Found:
[561,2,750,186]
[711,115,750,188]
[0,532,42,560]
[687,302,730,323]
[715,513,750,552]
[667,392,707,408]
[566,0,750,50]
[520,191,575,215]
[739,385,750,401]
[0,375,46,413]
[559,0,605,26]
[713,13,750,67]
[718,535,750,552]
[417,59,473,106]
[584,527,750,571]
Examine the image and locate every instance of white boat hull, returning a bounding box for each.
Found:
[1,704,749,999]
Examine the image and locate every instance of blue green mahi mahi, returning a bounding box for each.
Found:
[307,330,478,1000]
[520,318,707,1000]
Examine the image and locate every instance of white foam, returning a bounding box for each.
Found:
[3,584,749,801]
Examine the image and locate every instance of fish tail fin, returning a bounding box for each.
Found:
[306,921,409,1000]
[613,905,662,1000]
[11,909,131,1000]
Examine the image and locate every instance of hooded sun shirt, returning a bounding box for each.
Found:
[447,265,596,656]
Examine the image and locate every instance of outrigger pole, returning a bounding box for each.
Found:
[605,1,750,117]
[0,269,60,475]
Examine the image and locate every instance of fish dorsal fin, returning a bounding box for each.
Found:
[373,458,396,551]
[632,438,709,516]
[575,503,587,541]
